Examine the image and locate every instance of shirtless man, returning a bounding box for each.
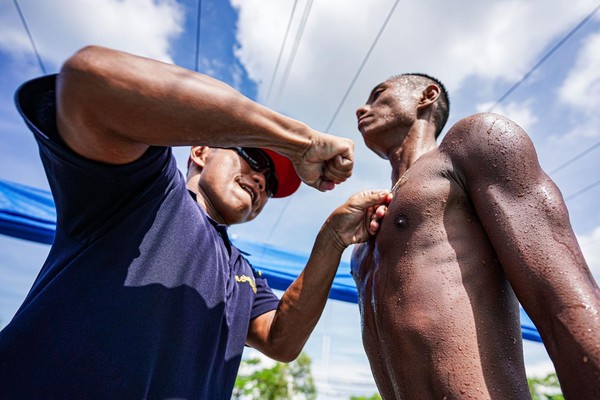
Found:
[351,73,600,399]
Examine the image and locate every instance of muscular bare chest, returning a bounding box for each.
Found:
[351,150,491,319]
[354,151,468,274]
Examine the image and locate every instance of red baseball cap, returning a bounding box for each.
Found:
[187,147,301,198]
[260,148,301,198]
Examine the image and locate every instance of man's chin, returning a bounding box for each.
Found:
[222,206,257,226]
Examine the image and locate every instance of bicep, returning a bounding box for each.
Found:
[474,172,581,296]
[448,114,591,315]
[56,47,150,164]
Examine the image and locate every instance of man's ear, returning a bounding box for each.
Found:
[418,84,441,109]
[189,146,210,171]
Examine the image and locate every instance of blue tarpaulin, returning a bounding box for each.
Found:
[0,179,56,245]
[0,178,542,342]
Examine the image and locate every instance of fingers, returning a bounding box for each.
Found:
[323,153,354,184]
[349,189,391,209]
[317,179,335,192]
[295,135,354,192]
[317,156,352,191]
[325,189,391,248]
[368,216,380,236]
[355,190,391,236]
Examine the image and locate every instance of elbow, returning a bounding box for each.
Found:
[57,46,110,119]
[262,338,304,363]
[270,347,302,364]
[58,46,101,98]
[61,45,103,76]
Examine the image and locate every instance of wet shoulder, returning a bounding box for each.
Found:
[439,112,537,181]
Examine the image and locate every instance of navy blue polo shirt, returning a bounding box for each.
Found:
[0,75,280,399]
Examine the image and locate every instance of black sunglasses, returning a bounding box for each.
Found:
[227,147,278,197]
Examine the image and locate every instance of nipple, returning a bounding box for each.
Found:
[395,214,408,228]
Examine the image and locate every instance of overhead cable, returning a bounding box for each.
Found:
[485,3,600,204]
[271,0,314,108]
[487,2,600,112]
[548,141,600,176]
[13,0,46,74]
[263,0,315,244]
[265,0,299,104]
[565,179,600,201]
[265,0,399,244]
[325,0,400,133]
[194,0,203,72]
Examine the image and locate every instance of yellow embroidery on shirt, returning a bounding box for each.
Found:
[235,275,257,294]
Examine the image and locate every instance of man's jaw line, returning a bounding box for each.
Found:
[194,185,229,225]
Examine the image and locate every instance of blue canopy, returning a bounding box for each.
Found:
[0,178,541,342]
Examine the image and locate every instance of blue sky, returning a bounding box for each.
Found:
[1,0,600,397]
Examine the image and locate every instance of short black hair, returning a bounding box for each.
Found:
[389,73,450,138]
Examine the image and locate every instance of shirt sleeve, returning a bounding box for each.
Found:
[15,74,178,243]
[249,266,280,320]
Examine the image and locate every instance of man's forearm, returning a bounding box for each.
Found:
[261,226,345,362]
[57,45,311,164]
[246,190,389,361]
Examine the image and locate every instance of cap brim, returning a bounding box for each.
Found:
[261,149,301,198]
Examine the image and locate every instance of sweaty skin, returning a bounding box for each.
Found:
[352,113,600,399]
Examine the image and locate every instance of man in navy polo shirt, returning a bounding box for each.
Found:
[0,46,390,399]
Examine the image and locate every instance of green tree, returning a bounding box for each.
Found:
[233,352,316,400]
[528,372,564,400]
[350,394,381,400]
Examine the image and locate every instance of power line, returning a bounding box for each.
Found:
[485,3,600,204]
[325,0,400,133]
[271,0,314,108]
[265,0,299,104]
[13,0,46,74]
[262,0,314,245]
[565,178,600,201]
[548,140,600,176]
[265,0,399,244]
[487,2,600,112]
[194,0,202,72]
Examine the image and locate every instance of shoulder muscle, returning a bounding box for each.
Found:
[440,112,543,194]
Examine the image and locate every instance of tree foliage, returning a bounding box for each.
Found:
[350,394,381,400]
[234,355,564,400]
[528,372,564,400]
[233,352,316,400]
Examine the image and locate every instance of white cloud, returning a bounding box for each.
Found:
[559,31,600,112]
[229,0,598,206]
[0,0,184,69]
[1,1,597,395]
[232,0,598,112]
[228,0,599,266]
[557,30,600,139]
[476,100,538,133]
[562,120,600,140]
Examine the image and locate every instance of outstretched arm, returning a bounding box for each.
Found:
[56,45,352,190]
[445,113,600,399]
[246,190,391,362]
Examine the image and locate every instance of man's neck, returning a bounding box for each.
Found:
[388,121,438,185]
[186,179,228,225]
